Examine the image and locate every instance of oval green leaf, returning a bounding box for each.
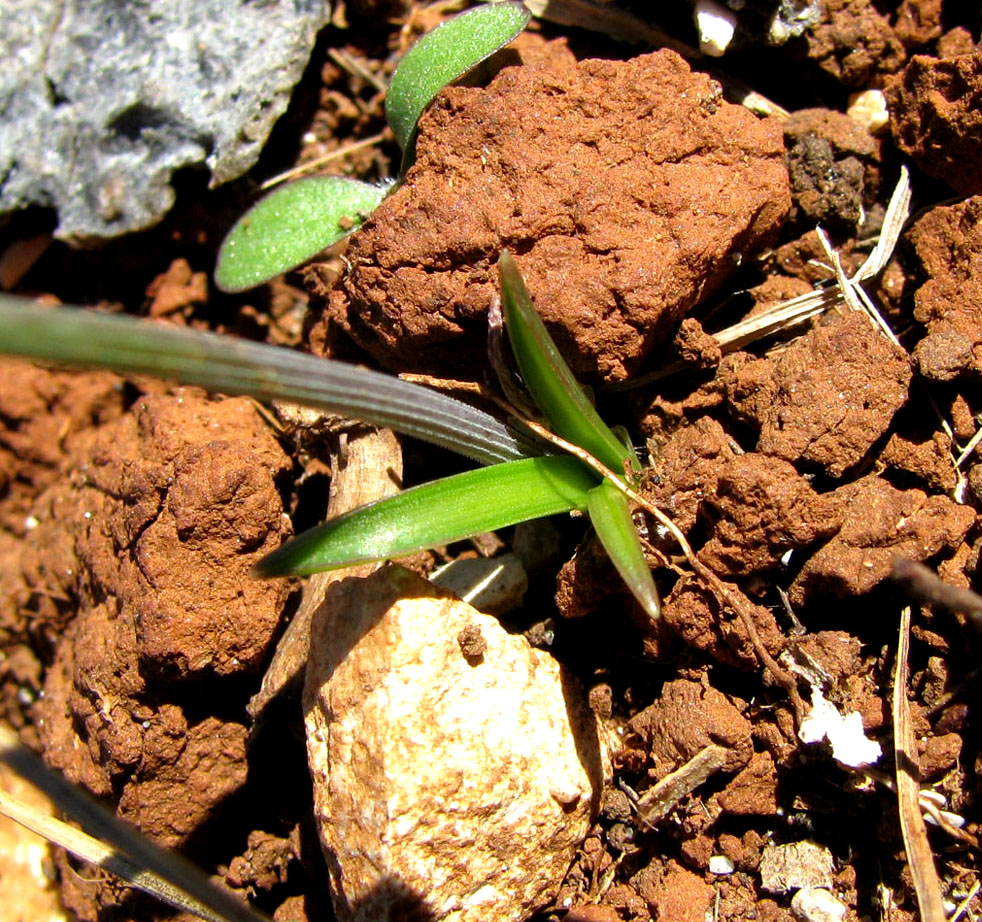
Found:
[498,250,638,477]
[386,1,530,155]
[214,175,387,293]
[255,455,597,577]
[586,479,661,622]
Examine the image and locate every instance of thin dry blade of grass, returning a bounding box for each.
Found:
[608,166,912,393]
[0,725,269,922]
[893,606,946,922]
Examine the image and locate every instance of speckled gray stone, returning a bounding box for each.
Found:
[0,0,329,243]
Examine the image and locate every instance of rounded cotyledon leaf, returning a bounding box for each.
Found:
[498,250,639,479]
[255,455,598,577]
[386,1,531,157]
[214,175,388,293]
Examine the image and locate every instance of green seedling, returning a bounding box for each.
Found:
[256,251,661,621]
[0,253,660,619]
[215,1,530,293]
[0,254,660,918]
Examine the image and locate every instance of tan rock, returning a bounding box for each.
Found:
[304,565,606,922]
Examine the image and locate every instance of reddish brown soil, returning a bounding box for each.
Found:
[1,2,982,922]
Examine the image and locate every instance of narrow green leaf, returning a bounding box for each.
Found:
[256,455,597,577]
[498,250,637,477]
[214,176,387,293]
[586,479,661,622]
[0,297,543,465]
[386,1,530,156]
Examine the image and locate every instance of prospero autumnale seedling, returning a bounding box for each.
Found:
[214,1,531,293]
[255,251,660,621]
[0,253,661,619]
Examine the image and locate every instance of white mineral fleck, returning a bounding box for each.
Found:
[798,687,882,767]
[304,565,606,922]
[847,89,889,134]
[709,855,736,875]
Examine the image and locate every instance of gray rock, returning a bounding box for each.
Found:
[0,0,329,243]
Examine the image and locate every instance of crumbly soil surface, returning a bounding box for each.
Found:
[2,2,982,921]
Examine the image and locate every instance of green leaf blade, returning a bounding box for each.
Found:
[0,297,543,465]
[256,455,597,577]
[214,176,387,293]
[386,1,530,155]
[498,250,637,476]
[586,479,661,622]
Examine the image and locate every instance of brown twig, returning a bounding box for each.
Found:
[635,744,730,828]
[891,557,982,627]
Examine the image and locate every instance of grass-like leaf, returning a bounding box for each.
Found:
[256,455,597,577]
[586,479,661,621]
[0,297,541,466]
[214,176,387,293]
[498,250,638,477]
[386,1,530,160]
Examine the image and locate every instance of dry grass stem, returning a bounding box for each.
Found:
[260,133,387,190]
[0,725,268,922]
[955,425,982,469]
[508,413,804,718]
[949,880,981,922]
[893,606,946,922]
[0,785,230,922]
[610,167,912,392]
[327,47,388,94]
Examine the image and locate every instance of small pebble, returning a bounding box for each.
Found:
[847,89,889,134]
[430,552,528,615]
[760,841,834,893]
[790,888,847,922]
[709,855,735,875]
[694,0,738,56]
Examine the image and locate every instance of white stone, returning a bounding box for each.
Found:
[429,552,528,615]
[847,90,889,134]
[791,888,848,922]
[304,565,606,922]
[694,0,738,56]
[709,855,735,875]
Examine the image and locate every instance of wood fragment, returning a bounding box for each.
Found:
[893,606,946,922]
[247,427,403,721]
[636,744,730,827]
